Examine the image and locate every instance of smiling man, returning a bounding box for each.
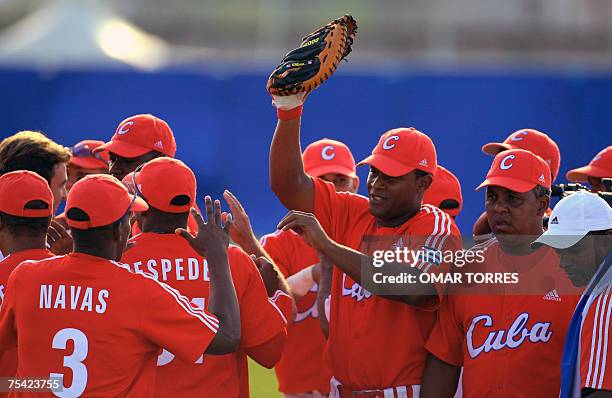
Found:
[421,149,579,398]
[269,87,461,396]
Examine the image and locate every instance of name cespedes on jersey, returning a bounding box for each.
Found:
[467,312,553,358]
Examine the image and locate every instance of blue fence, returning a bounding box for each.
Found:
[1,67,610,235]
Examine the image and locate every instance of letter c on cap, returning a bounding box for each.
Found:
[382,135,400,150]
[117,121,134,135]
[510,130,529,142]
[321,146,336,160]
[500,154,515,170]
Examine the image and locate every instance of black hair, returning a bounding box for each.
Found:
[67,207,122,244]
[414,170,431,179]
[0,200,51,236]
[532,185,551,198]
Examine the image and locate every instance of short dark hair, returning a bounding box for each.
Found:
[67,207,122,244]
[0,200,51,236]
[414,170,431,179]
[0,131,71,183]
[532,185,551,198]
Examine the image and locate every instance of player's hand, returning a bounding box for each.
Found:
[47,220,73,255]
[277,211,331,251]
[176,196,232,261]
[222,190,259,252]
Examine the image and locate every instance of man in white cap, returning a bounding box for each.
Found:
[532,191,612,398]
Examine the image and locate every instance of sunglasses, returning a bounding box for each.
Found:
[119,163,147,224]
[71,143,108,164]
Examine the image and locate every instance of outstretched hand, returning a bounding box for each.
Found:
[176,196,232,260]
[277,211,330,251]
[222,190,259,251]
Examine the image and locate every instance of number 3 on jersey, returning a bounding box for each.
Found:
[157,297,205,366]
[50,328,88,398]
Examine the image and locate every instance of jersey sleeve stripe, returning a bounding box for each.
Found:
[417,205,452,273]
[587,289,607,386]
[595,285,612,388]
[267,295,289,325]
[110,260,219,332]
[592,287,611,388]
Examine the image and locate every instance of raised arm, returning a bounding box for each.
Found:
[176,199,241,355]
[269,111,314,213]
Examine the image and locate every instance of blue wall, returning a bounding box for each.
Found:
[1,67,610,235]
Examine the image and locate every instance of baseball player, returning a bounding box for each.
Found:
[119,157,291,398]
[65,140,109,192]
[566,146,612,192]
[54,139,110,239]
[0,171,56,388]
[421,149,580,397]
[95,113,202,234]
[531,191,612,398]
[422,165,463,219]
[473,129,561,241]
[94,114,175,181]
[0,174,241,397]
[269,84,462,395]
[0,131,72,255]
[227,138,359,398]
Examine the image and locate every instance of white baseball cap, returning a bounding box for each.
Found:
[532,191,612,249]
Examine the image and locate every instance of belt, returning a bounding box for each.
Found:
[337,385,415,398]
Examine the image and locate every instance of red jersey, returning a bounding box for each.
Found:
[121,232,289,398]
[426,238,580,397]
[0,249,54,387]
[579,282,612,392]
[261,229,332,394]
[0,252,218,398]
[312,178,461,390]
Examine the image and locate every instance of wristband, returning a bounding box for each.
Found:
[277,105,303,121]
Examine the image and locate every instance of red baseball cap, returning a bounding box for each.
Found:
[477,149,552,192]
[69,140,110,170]
[0,171,53,217]
[423,165,463,217]
[482,129,561,181]
[135,158,196,213]
[357,127,437,177]
[566,146,612,182]
[95,114,177,159]
[303,138,356,178]
[66,174,148,229]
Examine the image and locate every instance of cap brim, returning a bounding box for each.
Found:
[476,176,536,193]
[357,154,414,178]
[566,165,609,182]
[130,196,149,213]
[482,143,515,156]
[531,231,587,250]
[95,140,150,159]
[306,164,357,178]
[69,157,109,170]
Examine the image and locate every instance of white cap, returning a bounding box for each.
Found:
[533,191,612,249]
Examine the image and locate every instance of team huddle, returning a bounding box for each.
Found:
[0,14,612,398]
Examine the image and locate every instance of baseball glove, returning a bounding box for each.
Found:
[267,15,357,96]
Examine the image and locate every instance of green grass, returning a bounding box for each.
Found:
[249,359,283,398]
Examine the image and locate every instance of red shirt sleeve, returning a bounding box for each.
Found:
[138,273,218,363]
[260,231,292,277]
[230,248,288,349]
[580,287,612,391]
[0,268,19,351]
[425,295,464,367]
[409,206,463,304]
